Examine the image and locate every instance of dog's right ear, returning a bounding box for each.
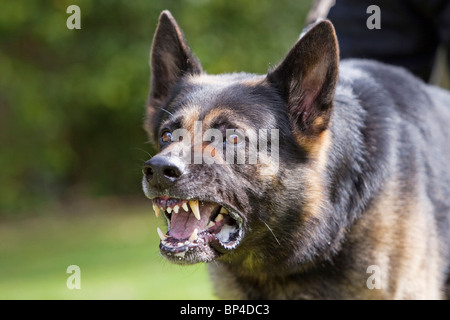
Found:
[146,10,202,140]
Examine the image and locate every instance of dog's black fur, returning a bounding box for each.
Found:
[142,11,450,299]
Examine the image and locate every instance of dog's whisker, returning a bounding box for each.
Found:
[160,107,175,117]
[261,220,281,246]
[130,147,153,158]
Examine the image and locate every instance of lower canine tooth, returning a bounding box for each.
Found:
[189,200,201,220]
[215,214,224,222]
[189,228,198,242]
[219,207,228,214]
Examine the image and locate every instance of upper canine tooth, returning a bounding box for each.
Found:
[156,227,168,241]
[173,205,180,214]
[219,207,228,215]
[182,202,189,212]
[189,200,201,220]
[153,204,160,218]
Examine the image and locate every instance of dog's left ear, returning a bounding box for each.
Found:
[267,20,339,137]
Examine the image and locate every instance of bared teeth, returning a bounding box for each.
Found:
[207,221,215,228]
[189,228,198,242]
[220,207,228,215]
[153,204,161,218]
[215,213,224,222]
[154,198,210,221]
[157,227,168,241]
[189,200,201,220]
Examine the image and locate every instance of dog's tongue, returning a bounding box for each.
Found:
[168,202,216,240]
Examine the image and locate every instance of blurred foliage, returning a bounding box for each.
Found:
[0,0,312,215]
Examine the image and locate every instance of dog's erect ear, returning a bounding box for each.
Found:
[150,10,202,103]
[146,11,202,138]
[267,20,338,137]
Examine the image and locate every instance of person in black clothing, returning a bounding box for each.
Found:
[327,0,450,82]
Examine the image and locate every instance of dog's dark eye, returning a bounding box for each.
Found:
[160,131,172,144]
[225,131,243,145]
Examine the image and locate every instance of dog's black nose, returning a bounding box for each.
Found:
[143,156,185,190]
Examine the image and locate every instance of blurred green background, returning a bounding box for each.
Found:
[0,0,312,299]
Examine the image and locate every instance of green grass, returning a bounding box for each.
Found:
[0,201,216,299]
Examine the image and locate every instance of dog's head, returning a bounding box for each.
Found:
[142,11,338,270]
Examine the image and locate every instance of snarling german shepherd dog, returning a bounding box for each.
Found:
[142,10,450,299]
